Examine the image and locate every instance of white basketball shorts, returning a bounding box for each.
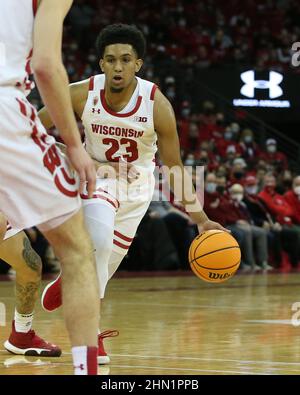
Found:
[0,88,81,230]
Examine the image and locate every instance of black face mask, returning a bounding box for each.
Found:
[216,185,225,194]
[233,171,244,180]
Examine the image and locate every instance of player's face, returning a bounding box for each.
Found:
[100,44,143,93]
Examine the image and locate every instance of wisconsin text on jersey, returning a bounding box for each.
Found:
[91,124,144,138]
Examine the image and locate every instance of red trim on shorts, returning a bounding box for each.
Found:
[54,174,78,198]
[113,239,130,250]
[16,98,27,117]
[150,84,158,101]
[32,0,38,16]
[89,76,95,91]
[114,230,133,243]
[61,168,77,185]
[87,347,97,375]
[100,89,142,118]
[81,193,118,210]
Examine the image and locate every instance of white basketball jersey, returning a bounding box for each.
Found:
[82,75,158,173]
[0,0,36,94]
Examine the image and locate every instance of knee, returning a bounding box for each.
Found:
[92,227,114,259]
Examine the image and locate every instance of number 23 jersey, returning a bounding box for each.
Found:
[82,74,158,174]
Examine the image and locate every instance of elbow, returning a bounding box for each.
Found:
[32,57,61,81]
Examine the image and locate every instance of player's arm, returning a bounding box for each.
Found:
[38,79,90,129]
[154,89,228,233]
[31,0,95,196]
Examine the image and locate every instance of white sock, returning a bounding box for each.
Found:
[72,346,97,375]
[14,310,33,333]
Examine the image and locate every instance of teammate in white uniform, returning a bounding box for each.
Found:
[0,0,99,374]
[39,24,227,364]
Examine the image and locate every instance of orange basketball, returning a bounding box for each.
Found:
[189,230,241,283]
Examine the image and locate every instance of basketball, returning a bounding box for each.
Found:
[189,230,241,283]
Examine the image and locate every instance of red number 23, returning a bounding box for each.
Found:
[103,138,138,162]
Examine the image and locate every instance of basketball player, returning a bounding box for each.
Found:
[0,213,61,356]
[0,0,99,374]
[38,24,227,364]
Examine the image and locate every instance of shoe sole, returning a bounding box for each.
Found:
[97,355,110,365]
[41,278,61,312]
[4,340,61,357]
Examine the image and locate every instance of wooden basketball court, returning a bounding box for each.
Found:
[1,272,300,375]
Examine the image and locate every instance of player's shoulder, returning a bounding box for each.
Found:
[136,76,161,102]
[69,77,94,104]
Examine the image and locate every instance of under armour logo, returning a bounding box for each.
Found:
[240,70,283,99]
[92,108,101,114]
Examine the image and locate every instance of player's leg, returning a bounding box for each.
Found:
[0,231,61,356]
[0,96,99,374]
[40,209,99,347]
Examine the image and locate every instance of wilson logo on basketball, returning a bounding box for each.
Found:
[134,116,147,123]
[208,272,232,280]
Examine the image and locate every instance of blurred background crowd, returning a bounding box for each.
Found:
[2,0,299,276]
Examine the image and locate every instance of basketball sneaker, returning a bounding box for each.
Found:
[98,330,119,365]
[41,272,62,312]
[4,321,61,357]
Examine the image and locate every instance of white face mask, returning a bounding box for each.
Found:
[205,182,217,194]
[294,186,300,195]
[267,145,276,153]
[245,185,258,195]
[232,193,243,202]
[244,136,253,144]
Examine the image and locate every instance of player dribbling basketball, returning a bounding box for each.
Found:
[38,24,227,363]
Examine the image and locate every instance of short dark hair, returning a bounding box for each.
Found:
[96,24,146,59]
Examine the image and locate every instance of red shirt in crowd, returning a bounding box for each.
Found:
[284,190,300,225]
[258,187,293,225]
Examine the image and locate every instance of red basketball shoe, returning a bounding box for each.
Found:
[41,272,62,312]
[98,330,119,365]
[4,321,61,357]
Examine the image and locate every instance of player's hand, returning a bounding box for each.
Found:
[97,160,140,183]
[197,220,230,234]
[66,145,96,198]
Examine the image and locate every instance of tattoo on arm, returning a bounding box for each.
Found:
[22,237,42,273]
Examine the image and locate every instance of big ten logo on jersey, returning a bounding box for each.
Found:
[16,98,78,198]
[134,116,147,123]
[0,42,6,66]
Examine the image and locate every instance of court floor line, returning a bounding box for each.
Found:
[117,301,275,311]
[109,364,271,375]
[109,353,300,367]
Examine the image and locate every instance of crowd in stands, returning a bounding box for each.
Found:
[12,0,298,275]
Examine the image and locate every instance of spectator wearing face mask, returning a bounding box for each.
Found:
[204,173,246,251]
[228,183,271,271]
[229,158,247,184]
[215,126,242,158]
[284,176,300,225]
[258,173,293,225]
[260,138,288,172]
[239,128,261,163]
[243,176,293,269]
[259,174,300,268]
